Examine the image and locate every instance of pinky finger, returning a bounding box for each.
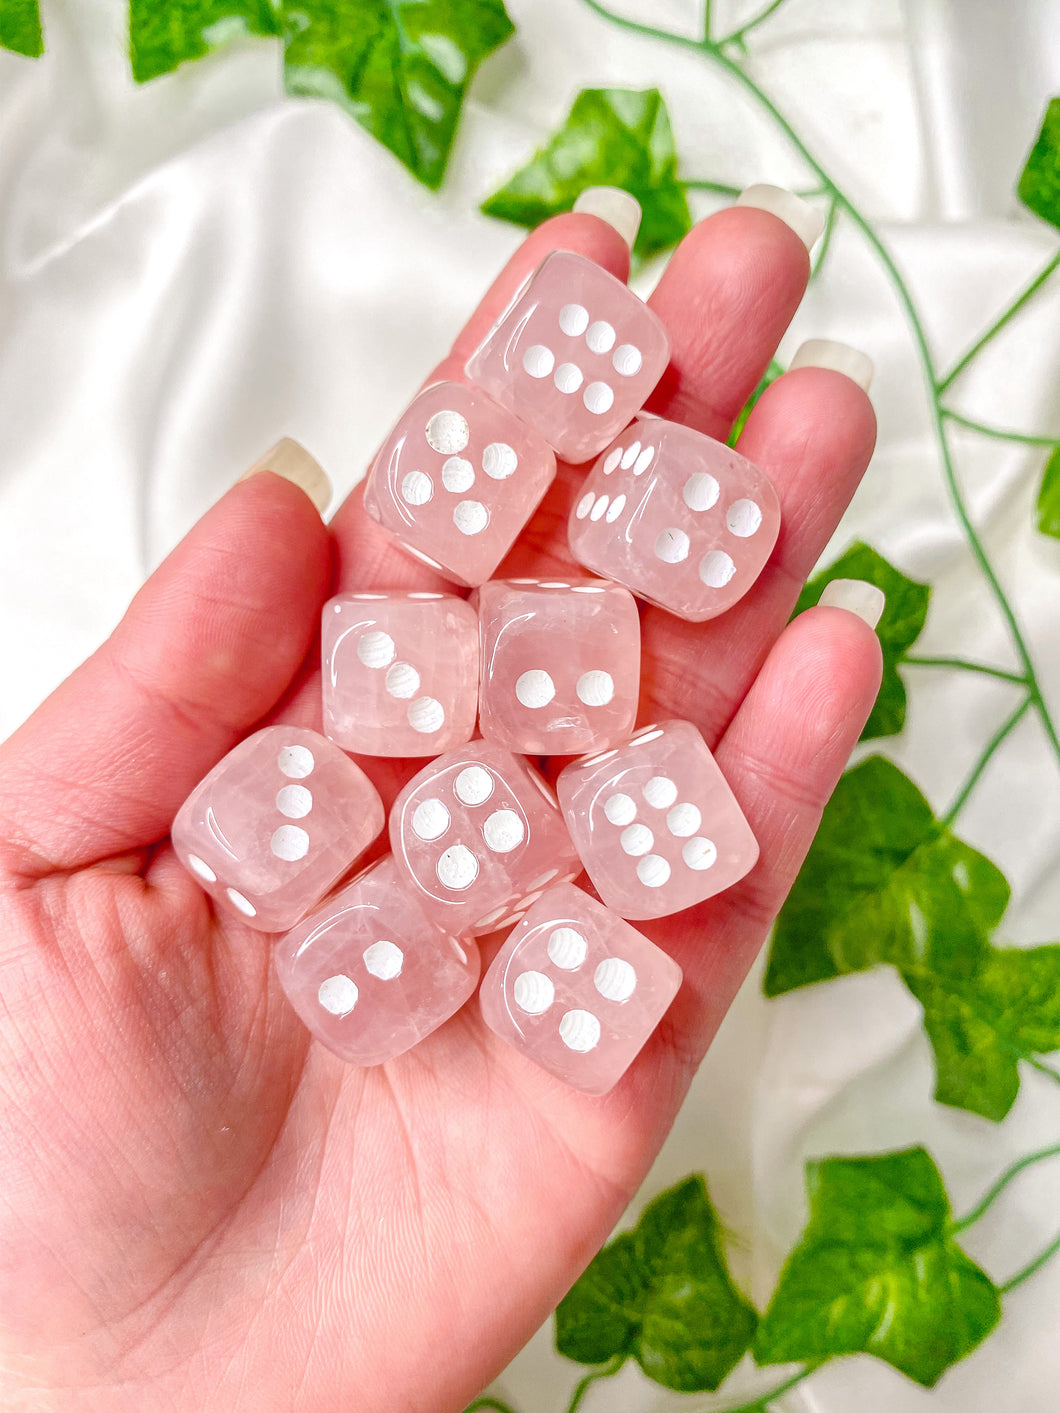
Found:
[652,598,883,1071]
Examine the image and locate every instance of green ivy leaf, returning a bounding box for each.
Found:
[1037,446,1060,538]
[793,542,930,740]
[284,0,514,190]
[1018,98,1060,229]
[903,942,1060,1121]
[765,757,1010,997]
[481,88,692,261]
[729,359,784,447]
[0,0,43,57]
[555,1176,757,1392]
[129,0,281,82]
[754,1148,1001,1386]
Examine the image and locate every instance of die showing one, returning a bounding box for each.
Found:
[568,418,781,621]
[322,591,478,757]
[465,250,670,464]
[476,577,640,757]
[362,380,556,587]
[556,721,758,920]
[479,883,681,1094]
[172,726,385,932]
[274,855,480,1067]
[389,739,581,936]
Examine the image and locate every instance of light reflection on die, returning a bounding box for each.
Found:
[389,740,581,935]
[476,577,640,756]
[172,726,384,932]
[273,856,480,1067]
[362,381,556,586]
[568,417,781,621]
[465,251,670,464]
[556,721,759,921]
[479,883,682,1094]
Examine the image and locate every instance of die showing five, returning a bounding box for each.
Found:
[174,246,777,1092]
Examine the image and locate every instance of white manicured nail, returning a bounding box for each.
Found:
[790,339,874,393]
[736,184,825,251]
[573,186,642,250]
[819,578,885,630]
[240,438,332,515]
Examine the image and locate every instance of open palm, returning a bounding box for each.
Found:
[0,205,879,1412]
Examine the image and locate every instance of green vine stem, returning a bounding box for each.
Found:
[942,695,1033,826]
[578,0,1060,801]
[717,0,790,53]
[950,1142,1060,1235]
[903,654,1028,685]
[942,410,1060,449]
[465,1398,519,1413]
[565,1354,626,1412]
[937,250,1060,394]
[703,1366,814,1412]
[1000,1228,1060,1294]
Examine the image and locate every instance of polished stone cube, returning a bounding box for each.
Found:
[322,591,479,757]
[556,720,758,920]
[362,380,556,587]
[172,726,384,932]
[479,883,681,1094]
[465,251,670,464]
[274,855,480,1066]
[568,418,781,621]
[476,577,640,756]
[389,740,582,935]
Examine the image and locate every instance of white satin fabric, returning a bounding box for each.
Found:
[2,1,1059,1408]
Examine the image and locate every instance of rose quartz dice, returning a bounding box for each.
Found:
[568,418,781,621]
[465,251,670,464]
[556,721,758,920]
[273,855,480,1066]
[172,726,384,932]
[390,740,581,935]
[479,883,681,1094]
[362,380,556,587]
[476,577,640,756]
[322,591,478,757]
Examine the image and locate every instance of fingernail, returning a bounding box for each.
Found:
[573,186,642,250]
[239,438,332,516]
[790,339,874,393]
[819,578,886,630]
[736,184,825,251]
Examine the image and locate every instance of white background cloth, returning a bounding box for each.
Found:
[1,1,1059,1409]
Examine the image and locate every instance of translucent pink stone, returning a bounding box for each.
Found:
[479,883,681,1094]
[322,591,478,757]
[556,721,759,921]
[568,418,781,621]
[172,726,384,932]
[273,855,480,1066]
[389,740,582,936]
[362,380,556,587]
[476,577,640,756]
[465,251,670,464]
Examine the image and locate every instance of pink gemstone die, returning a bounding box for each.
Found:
[556,721,758,920]
[465,251,670,464]
[322,592,478,757]
[568,419,781,621]
[476,577,640,756]
[389,740,581,935]
[362,380,556,587]
[479,884,681,1094]
[274,856,480,1067]
[172,726,385,931]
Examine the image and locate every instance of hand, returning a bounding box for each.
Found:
[0,204,879,1412]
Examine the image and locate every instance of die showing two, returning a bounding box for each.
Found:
[174,248,779,1094]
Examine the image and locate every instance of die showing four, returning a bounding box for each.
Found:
[569,418,781,622]
[175,245,780,1084]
